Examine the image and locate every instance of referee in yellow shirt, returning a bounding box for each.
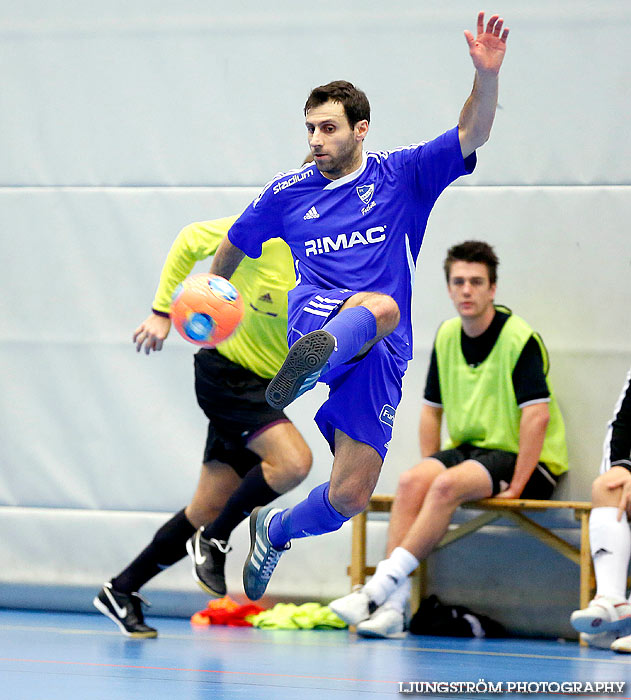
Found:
[93,216,312,637]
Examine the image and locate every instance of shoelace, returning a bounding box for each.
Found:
[210,538,232,554]
[131,591,152,609]
[260,548,283,580]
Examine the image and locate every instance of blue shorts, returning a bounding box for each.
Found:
[288,285,408,461]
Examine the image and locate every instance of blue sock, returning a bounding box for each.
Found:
[322,306,377,371]
[268,483,349,549]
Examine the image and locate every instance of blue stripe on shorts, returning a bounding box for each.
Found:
[287,285,356,344]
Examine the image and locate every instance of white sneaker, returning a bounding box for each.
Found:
[329,587,375,626]
[357,605,406,639]
[570,595,631,634]
[611,633,631,652]
[580,631,620,649]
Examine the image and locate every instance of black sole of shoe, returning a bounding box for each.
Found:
[265,330,335,409]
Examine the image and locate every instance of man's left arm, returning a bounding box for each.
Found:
[458,12,509,158]
[496,402,550,499]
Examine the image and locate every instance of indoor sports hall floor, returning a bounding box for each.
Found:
[2,609,630,699]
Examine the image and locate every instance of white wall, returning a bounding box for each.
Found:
[2,0,630,636]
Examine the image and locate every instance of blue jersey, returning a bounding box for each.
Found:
[228,127,475,360]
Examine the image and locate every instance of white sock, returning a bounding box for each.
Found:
[383,577,411,613]
[590,506,631,600]
[363,547,419,606]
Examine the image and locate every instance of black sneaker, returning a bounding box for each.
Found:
[265,329,336,409]
[186,527,232,598]
[93,582,157,638]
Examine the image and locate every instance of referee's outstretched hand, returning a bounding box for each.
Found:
[133,312,171,355]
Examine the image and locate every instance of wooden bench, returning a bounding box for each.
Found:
[348,494,594,642]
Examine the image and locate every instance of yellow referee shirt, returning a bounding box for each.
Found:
[152,216,294,379]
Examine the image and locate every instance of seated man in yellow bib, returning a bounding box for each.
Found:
[330,240,568,638]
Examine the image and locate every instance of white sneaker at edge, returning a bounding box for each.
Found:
[611,633,631,653]
[357,605,406,639]
[580,631,620,649]
[329,588,373,626]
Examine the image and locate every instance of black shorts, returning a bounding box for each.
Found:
[194,348,289,478]
[430,444,558,499]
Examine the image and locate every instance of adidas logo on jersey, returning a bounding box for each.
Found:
[258,293,273,303]
[303,206,320,220]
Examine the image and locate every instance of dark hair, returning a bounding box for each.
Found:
[304,80,370,127]
[443,241,499,285]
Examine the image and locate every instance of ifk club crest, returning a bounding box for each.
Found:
[356,184,374,205]
[356,184,376,215]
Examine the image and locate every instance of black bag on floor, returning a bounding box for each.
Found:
[409,594,508,638]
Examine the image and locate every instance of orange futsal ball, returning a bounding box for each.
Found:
[170,273,244,348]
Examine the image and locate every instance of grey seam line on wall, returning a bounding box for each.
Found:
[2,184,631,190]
[0,185,258,191]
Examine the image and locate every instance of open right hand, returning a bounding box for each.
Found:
[464,12,509,77]
[133,313,172,354]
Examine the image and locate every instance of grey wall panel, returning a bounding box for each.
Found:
[3,185,629,512]
[1,1,630,186]
[2,187,257,341]
[385,185,631,501]
[0,506,350,603]
[3,1,631,634]
[0,186,331,510]
[0,505,584,636]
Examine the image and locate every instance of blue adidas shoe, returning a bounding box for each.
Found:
[265,330,335,409]
[243,506,290,601]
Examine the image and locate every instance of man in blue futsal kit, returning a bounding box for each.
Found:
[192,12,510,600]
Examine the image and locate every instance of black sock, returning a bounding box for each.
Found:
[111,508,195,594]
[203,464,280,542]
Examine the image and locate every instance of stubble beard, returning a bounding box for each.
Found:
[314,139,361,180]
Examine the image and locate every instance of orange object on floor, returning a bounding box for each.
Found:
[191,596,265,627]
